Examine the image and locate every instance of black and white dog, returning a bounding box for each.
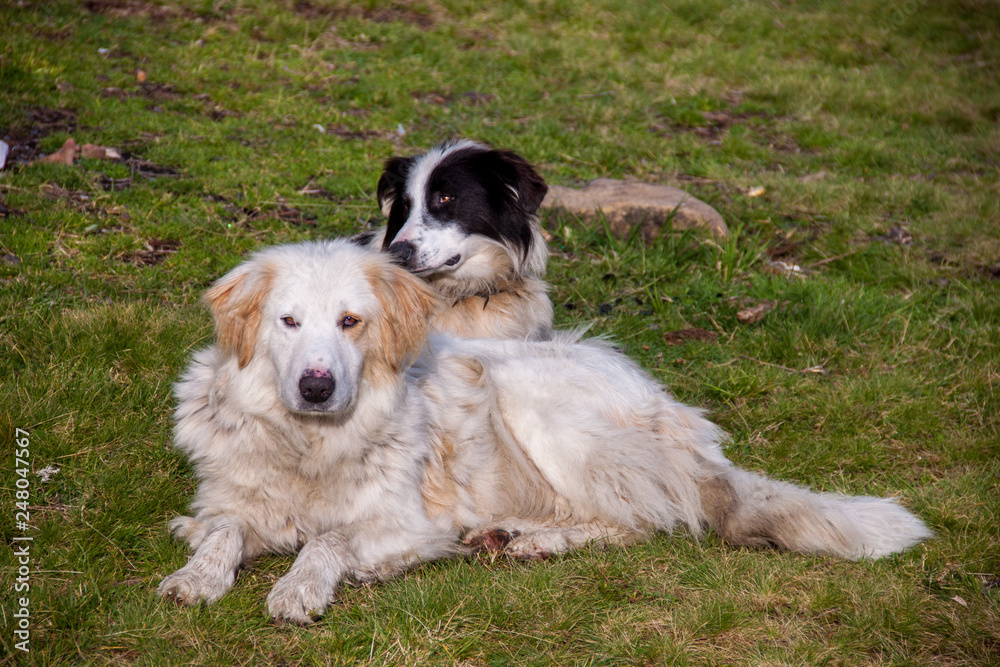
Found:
[358,140,554,340]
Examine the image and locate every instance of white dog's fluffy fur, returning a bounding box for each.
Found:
[158,240,932,624]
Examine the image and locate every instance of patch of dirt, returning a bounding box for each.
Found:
[766,213,833,262]
[414,90,497,107]
[268,204,316,225]
[40,184,97,206]
[1,107,78,164]
[120,238,180,266]
[99,87,130,100]
[0,202,27,219]
[925,250,1000,283]
[39,183,134,223]
[663,328,720,345]
[651,110,763,142]
[979,264,1000,280]
[767,228,817,262]
[324,125,383,140]
[102,84,243,120]
[137,81,183,101]
[871,224,913,246]
[2,103,183,179]
[208,106,242,120]
[101,82,182,102]
[83,0,197,21]
[696,110,760,142]
[225,202,317,227]
[97,155,182,191]
[293,0,436,29]
[29,107,77,133]
[766,233,806,261]
[651,107,801,153]
[298,178,337,199]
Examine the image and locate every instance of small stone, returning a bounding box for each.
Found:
[541,178,728,243]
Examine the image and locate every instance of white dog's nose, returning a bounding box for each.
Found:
[299,373,335,404]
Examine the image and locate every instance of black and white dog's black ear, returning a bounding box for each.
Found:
[490,150,549,216]
[348,229,380,248]
[376,156,415,217]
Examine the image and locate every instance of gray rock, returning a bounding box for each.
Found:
[541,178,728,241]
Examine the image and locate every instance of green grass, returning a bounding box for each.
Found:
[2,0,999,664]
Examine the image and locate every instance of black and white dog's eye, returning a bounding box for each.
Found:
[341,315,360,328]
[281,316,298,328]
[437,193,454,205]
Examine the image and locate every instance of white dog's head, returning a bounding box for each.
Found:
[203,240,438,415]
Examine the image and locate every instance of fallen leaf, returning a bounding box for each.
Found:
[80,143,121,160]
[37,137,78,165]
[663,328,719,346]
[736,300,776,325]
[746,186,766,198]
[952,595,968,608]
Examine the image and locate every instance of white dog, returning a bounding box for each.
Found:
[158,240,931,624]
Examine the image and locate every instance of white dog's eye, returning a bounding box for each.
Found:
[281,316,298,328]
[341,315,360,328]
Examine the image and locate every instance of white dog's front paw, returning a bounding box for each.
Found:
[505,531,570,560]
[157,567,231,606]
[266,571,335,625]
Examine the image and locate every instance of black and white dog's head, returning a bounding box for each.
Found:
[375,140,549,298]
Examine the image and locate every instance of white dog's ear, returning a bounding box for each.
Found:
[203,259,275,368]
[369,262,439,374]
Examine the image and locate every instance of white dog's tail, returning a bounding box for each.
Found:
[699,466,932,560]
